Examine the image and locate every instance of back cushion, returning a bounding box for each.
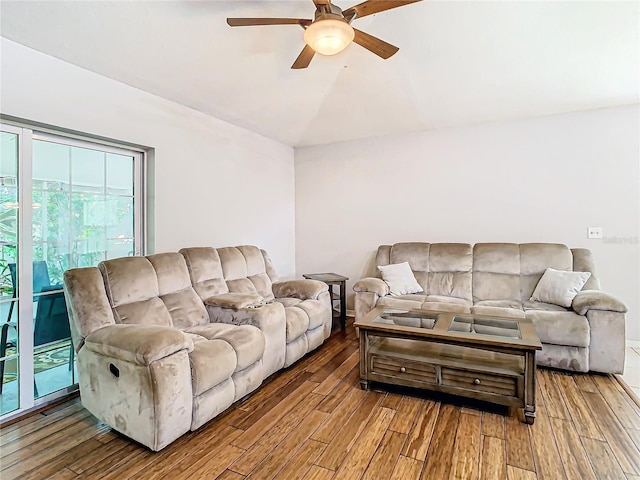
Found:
[384,243,472,301]
[473,243,521,302]
[473,243,573,302]
[428,244,472,301]
[218,246,275,301]
[572,248,600,290]
[519,243,572,300]
[147,252,209,328]
[180,247,229,300]
[99,257,172,326]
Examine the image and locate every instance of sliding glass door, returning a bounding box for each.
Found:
[0,124,144,418]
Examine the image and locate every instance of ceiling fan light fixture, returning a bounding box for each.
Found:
[304,18,354,56]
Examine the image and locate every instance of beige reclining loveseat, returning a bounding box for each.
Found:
[63,245,331,451]
[354,242,627,374]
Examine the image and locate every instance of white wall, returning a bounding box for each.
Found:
[295,105,640,340]
[0,39,297,276]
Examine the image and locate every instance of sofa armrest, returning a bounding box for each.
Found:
[572,290,628,316]
[272,279,328,300]
[84,324,194,366]
[354,277,389,297]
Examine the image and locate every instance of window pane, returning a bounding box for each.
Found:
[107,238,134,259]
[74,240,106,268]
[106,196,134,239]
[33,141,70,192]
[71,147,104,193]
[33,243,69,286]
[33,191,71,244]
[0,187,18,244]
[33,294,74,400]
[106,153,133,195]
[1,351,19,415]
[0,244,17,299]
[71,193,106,241]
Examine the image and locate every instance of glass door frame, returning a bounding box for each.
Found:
[0,122,146,421]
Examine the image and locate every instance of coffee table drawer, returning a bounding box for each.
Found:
[441,368,517,397]
[371,355,437,385]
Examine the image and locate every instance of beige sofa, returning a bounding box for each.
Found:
[63,245,331,451]
[354,242,627,375]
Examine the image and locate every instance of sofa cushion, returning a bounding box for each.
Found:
[100,256,159,307]
[180,247,229,300]
[474,300,522,309]
[471,301,525,320]
[422,302,471,314]
[471,305,525,319]
[522,300,569,312]
[427,295,471,306]
[112,297,173,327]
[378,296,425,311]
[218,247,249,280]
[388,243,431,271]
[428,272,472,302]
[473,243,521,274]
[525,310,590,348]
[284,306,311,342]
[189,339,237,396]
[429,243,473,273]
[185,324,265,371]
[472,272,520,302]
[160,289,210,329]
[249,273,276,302]
[146,253,210,329]
[147,253,192,296]
[275,298,302,308]
[294,299,330,330]
[520,244,572,275]
[378,262,423,296]
[530,268,591,308]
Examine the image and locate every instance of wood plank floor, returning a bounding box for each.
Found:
[2,320,640,479]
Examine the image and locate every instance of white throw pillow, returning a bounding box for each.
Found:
[530,268,591,308]
[378,262,423,296]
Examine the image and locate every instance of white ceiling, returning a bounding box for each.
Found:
[1,1,638,147]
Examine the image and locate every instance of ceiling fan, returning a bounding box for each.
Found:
[227,0,422,69]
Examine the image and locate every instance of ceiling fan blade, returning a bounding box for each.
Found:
[352,28,399,59]
[312,0,332,8]
[291,45,316,69]
[343,0,422,20]
[227,18,312,27]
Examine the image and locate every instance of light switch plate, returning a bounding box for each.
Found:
[587,227,603,239]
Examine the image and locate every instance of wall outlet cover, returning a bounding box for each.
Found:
[587,227,603,239]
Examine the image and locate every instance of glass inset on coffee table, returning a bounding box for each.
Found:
[355,307,542,424]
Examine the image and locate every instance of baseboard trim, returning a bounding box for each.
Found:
[614,374,640,409]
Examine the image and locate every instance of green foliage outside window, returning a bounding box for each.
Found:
[0,183,133,295]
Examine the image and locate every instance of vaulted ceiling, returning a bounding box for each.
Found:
[1,1,638,147]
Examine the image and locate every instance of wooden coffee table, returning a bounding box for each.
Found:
[355,306,542,424]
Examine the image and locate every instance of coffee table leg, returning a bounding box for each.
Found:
[524,351,536,424]
[359,329,369,390]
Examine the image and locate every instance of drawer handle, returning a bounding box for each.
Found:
[399,367,406,373]
[473,378,481,385]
